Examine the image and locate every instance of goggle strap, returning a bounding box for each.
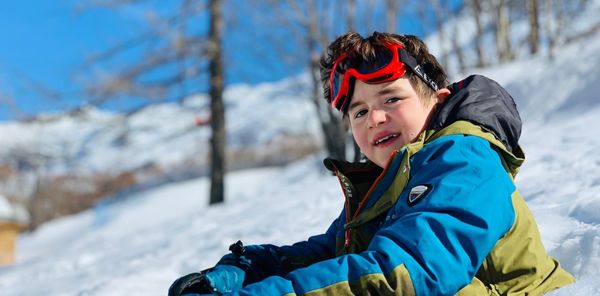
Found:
[398,48,440,91]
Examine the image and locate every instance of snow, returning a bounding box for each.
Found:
[0,74,320,176]
[1,10,600,296]
[0,156,342,295]
[0,194,29,224]
[0,195,13,220]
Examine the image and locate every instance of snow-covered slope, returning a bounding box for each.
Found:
[0,156,342,295]
[478,35,600,123]
[1,18,600,296]
[518,109,600,295]
[0,75,320,176]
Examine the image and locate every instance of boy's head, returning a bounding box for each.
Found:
[320,31,448,113]
[320,32,450,167]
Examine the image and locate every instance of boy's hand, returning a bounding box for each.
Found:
[168,265,246,296]
[169,241,248,296]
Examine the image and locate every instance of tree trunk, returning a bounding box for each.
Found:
[432,0,449,70]
[365,0,376,33]
[494,0,514,62]
[445,2,466,73]
[527,0,540,54]
[451,19,466,73]
[386,0,398,33]
[209,0,225,205]
[555,0,565,45]
[308,42,346,161]
[544,0,555,60]
[304,1,346,161]
[470,0,487,67]
[347,0,356,32]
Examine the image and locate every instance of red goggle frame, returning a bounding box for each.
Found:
[328,42,439,111]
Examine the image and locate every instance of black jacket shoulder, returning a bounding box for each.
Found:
[429,75,522,154]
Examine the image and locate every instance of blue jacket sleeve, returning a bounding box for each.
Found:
[230,135,517,295]
[223,209,343,284]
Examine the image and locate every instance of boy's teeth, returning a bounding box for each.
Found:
[375,134,397,145]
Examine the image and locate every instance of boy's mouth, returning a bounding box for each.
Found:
[373,133,400,146]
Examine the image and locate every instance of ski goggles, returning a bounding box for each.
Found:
[328,42,440,111]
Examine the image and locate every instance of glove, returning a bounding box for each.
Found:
[169,241,249,296]
[168,265,246,296]
[168,271,211,296]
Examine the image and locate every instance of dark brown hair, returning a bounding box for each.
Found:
[320,32,448,112]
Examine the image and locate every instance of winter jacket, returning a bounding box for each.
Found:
[225,75,575,295]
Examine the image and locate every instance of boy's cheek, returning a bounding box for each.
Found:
[351,128,369,151]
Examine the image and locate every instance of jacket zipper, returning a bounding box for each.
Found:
[336,151,398,253]
[335,171,354,253]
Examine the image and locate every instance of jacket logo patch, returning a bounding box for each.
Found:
[408,184,431,206]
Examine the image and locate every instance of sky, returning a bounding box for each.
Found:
[0,0,147,120]
[0,0,440,121]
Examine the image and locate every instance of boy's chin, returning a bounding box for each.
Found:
[372,155,391,168]
[374,148,402,167]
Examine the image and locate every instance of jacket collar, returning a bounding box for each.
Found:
[430,75,522,155]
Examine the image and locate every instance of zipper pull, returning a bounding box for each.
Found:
[344,229,352,252]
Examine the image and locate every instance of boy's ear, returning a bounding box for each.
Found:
[436,88,451,104]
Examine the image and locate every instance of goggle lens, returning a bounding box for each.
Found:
[355,50,393,74]
[331,69,344,100]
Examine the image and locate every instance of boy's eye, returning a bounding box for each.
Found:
[385,97,401,104]
[354,109,368,119]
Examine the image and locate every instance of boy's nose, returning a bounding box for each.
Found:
[368,109,387,128]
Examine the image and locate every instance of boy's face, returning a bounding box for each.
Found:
[348,77,448,168]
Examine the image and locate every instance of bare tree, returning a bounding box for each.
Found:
[527,0,540,54]
[385,0,399,33]
[543,0,557,60]
[554,0,565,44]
[451,14,467,73]
[347,0,356,32]
[308,1,346,160]
[0,90,23,120]
[430,0,450,70]
[239,0,348,161]
[440,2,468,73]
[80,0,227,205]
[79,1,208,105]
[492,0,515,62]
[208,0,225,205]
[469,0,488,67]
[275,0,347,161]
[365,0,377,34]
[0,69,67,121]
[542,0,600,60]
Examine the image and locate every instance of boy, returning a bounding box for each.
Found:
[169,32,574,295]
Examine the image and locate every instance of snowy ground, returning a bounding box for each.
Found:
[1,19,600,296]
[518,111,600,295]
[2,108,599,295]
